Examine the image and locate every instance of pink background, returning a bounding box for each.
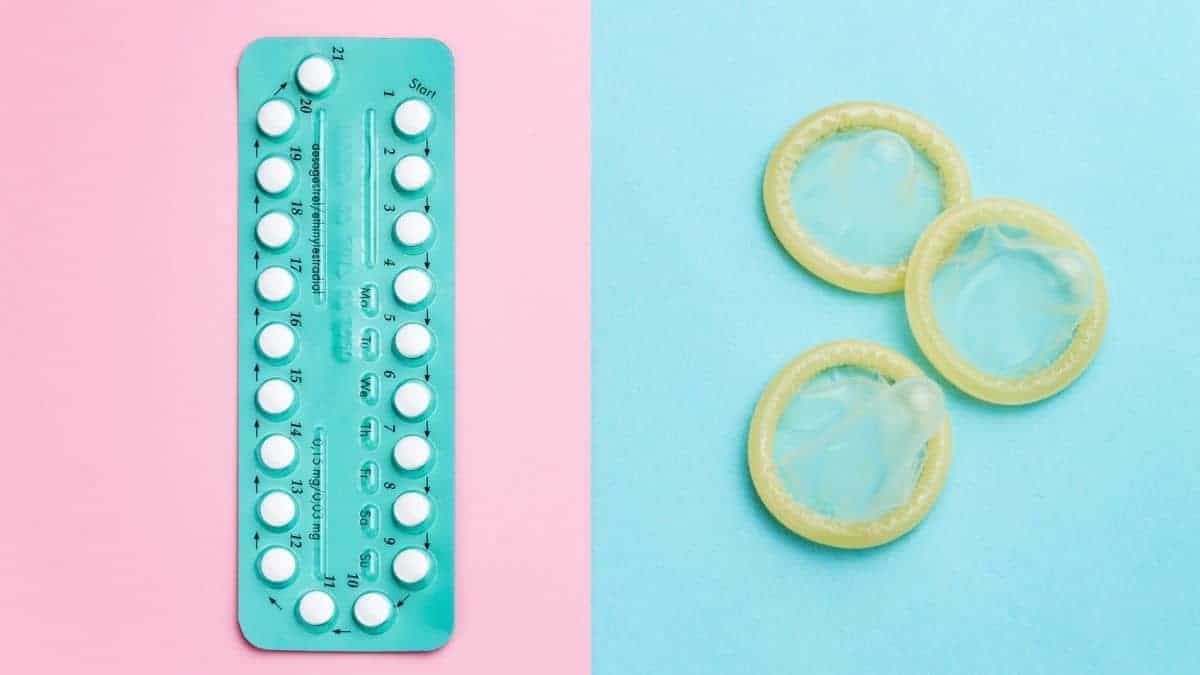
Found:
[0,1,589,672]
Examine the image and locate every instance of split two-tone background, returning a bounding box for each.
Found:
[1,1,1196,673]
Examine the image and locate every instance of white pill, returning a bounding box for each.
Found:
[394,211,433,248]
[392,491,432,528]
[256,266,295,303]
[256,378,296,416]
[258,434,297,471]
[256,99,296,138]
[353,592,394,629]
[258,546,297,584]
[258,490,297,529]
[392,548,432,585]
[393,268,433,306]
[256,212,295,249]
[297,590,336,626]
[393,155,432,192]
[256,156,295,194]
[394,99,433,137]
[393,380,432,419]
[257,322,296,361]
[393,435,432,472]
[296,55,335,95]
[394,323,432,359]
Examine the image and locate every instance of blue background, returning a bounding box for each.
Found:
[592,2,1199,673]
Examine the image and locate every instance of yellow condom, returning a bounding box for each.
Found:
[905,198,1108,405]
[748,341,953,549]
[762,102,971,294]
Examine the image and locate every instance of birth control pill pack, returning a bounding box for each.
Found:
[237,37,454,652]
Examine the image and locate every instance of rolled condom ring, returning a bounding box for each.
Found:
[905,198,1108,405]
[748,341,953,549]
[763,102,970,294]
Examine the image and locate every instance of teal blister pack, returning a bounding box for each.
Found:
[237,37,454,652]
